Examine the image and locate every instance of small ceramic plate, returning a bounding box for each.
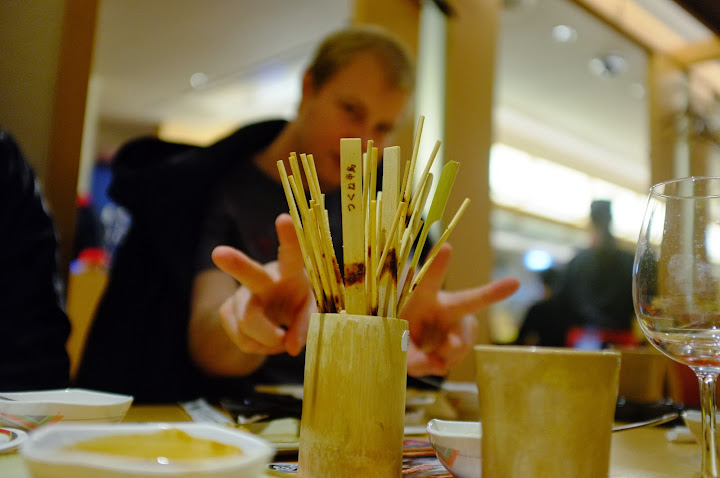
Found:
[0,427,28,454]
[0,388,133,431]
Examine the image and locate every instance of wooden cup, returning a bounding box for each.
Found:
[298,313,408,477]
[475,345,620,478]
[618,346,668,403]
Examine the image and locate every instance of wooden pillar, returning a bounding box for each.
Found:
[0,1,64,179]
[352,0,420,157]
[44,0,99,286]
[689,135,714,177]
[647,52,686,185]
[444,0,501,380]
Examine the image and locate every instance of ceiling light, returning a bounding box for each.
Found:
[189,72,208,89]
[551,25,577,43]
[630,83,645,99]
[588,53,628,78]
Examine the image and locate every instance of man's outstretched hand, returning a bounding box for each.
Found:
[401,243,520,376]
[211,213,314,357]
[212,214,520,377]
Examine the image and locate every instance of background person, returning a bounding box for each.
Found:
[0,128,71,391]
[559,199,638,349]
[514,267,566,347]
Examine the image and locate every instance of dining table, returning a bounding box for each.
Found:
[0,401,704,477]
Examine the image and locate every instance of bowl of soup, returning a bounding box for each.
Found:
[20,422,274,477]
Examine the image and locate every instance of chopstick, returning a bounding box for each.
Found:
[278,117,469,320]
[378,146,401,317]
[399,197,470,314]
[277,161,325,311]
[340,138,366,315]
[398,161,459,309]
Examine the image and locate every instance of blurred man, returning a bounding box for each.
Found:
[559,200,638,349]
[77,26,519,401]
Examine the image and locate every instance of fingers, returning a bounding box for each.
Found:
[218,290,286,355]
[440,332,468,366]
[434,315,478,367]
[284,310,310,356]
[408,340,473,377]
[415,321,446,353]
[276,213,306,278]
[285,293,319,356]
[212,245,274,298]
[444,277,520,318]
[407,341,448,377]
[412,313,477,371]
[410,241,519,318]
[414,243,452,295]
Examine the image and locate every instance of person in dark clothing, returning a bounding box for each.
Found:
[559,200,639,349]
[515,267,567,347]
[76,26,519,402]
[191,26,518,391]
[76,124,295,401]
[0,128,71,390]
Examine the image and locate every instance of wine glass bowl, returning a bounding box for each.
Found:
[633,176,720,477]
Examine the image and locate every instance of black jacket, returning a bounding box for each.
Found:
[75,120,288,402]
[0,129,70,390]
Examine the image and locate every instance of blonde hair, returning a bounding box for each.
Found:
[306,25,415,92]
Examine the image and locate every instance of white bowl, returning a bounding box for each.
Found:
[426,419,481,478]
[0,427,28,454]
[20,422,275,478]
[0,388,132,431]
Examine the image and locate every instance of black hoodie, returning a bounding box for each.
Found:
[75,120,288,402]
[0,129,70,391]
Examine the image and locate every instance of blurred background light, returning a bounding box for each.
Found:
[524,249,553,271]
[551,24,577,43]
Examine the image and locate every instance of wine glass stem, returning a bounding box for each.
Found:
[697,371,720,478]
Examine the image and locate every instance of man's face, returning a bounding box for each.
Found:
[296,52,411,190]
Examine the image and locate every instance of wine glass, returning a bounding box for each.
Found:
[633,176,720,477]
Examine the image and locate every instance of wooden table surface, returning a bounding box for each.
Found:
[0,404,704,477]
[610,427,699,477]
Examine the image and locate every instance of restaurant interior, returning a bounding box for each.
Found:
[4,0,720,380]
[4,0,720,476]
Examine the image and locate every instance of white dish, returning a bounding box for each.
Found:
[0,427,28,454]
[242,417,299,453]
[404,425,428,436]
[426,419,481,478]
[241,418,431,454]
[254,384,304,400]
[20,422,275,478]
[0,388,133,431]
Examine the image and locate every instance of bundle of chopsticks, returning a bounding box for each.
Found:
[277,116,470,319]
